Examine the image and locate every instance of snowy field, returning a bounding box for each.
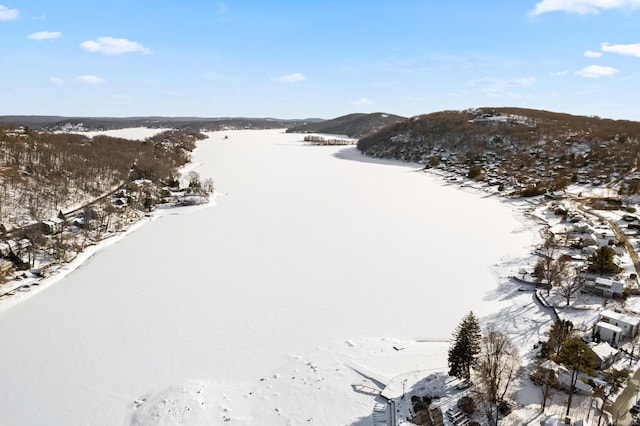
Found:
[0,129,546,425]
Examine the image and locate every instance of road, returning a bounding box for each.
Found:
[610,374,640,425]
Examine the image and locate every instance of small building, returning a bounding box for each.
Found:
[590,341,618,369]
[593,321,622,346]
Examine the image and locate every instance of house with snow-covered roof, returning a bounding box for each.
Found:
[584,277,624,298]
[41,217,64,235]
[597,310,640,340]
[590,341,618,369]
[593,321,622,346]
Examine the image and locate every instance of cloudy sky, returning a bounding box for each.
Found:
[2,0,640,119]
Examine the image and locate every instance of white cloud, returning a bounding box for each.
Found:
[351,97,375,106]
[76,75,106,84]
[27,31,61,40]
[278,72,306,83]
[575,64,619,77]
[49,77,65,85]
[0,4,19,20]
[80,37,151,55]
[601,41,640,57]
[530,0,640,15]
[584,50,602,58]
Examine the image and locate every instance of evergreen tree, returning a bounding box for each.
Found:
[448,311,482,380]
[588,245,621,275]
[556,337,596,418]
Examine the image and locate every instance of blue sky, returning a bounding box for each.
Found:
[2,0,640,120]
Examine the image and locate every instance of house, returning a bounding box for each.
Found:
[597,310,640,339]
[581,233,599,247]
[536,360,593,395]
[1,239,32,260]
[590,341,618,369]
[593,321,622,346]
[584,277,625,298]
[41,217,64,235]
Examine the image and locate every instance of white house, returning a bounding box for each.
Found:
[581,233,599,247]
[593,321,622,346]
[41,217,64,235]
[598,310,640,339]
[574,221,595,234]
[590,341,618,369]
[584,277,625,298]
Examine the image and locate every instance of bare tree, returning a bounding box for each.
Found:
[531,364,558,411]
[558,265,586,306]
[476,326,521,425]
[535,234,564,290]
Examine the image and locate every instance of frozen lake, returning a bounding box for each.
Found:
[0,129,537,425]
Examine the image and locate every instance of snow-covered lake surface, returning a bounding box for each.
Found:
[0,129,541,425]
[71,127,173,140]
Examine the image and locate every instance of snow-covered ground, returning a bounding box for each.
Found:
[0,129,546,425]
[70,127,173,140]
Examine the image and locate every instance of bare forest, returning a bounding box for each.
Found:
[0,126,210,279]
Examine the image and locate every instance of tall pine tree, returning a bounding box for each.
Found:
[448,311,482,380]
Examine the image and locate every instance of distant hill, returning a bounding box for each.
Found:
[0,116,307,132]
[356,107,640,196]
[286,112,406,138]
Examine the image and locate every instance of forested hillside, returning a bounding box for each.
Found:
[357,108,640,196]
[0,126,207,230]
[286,112,406,138]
